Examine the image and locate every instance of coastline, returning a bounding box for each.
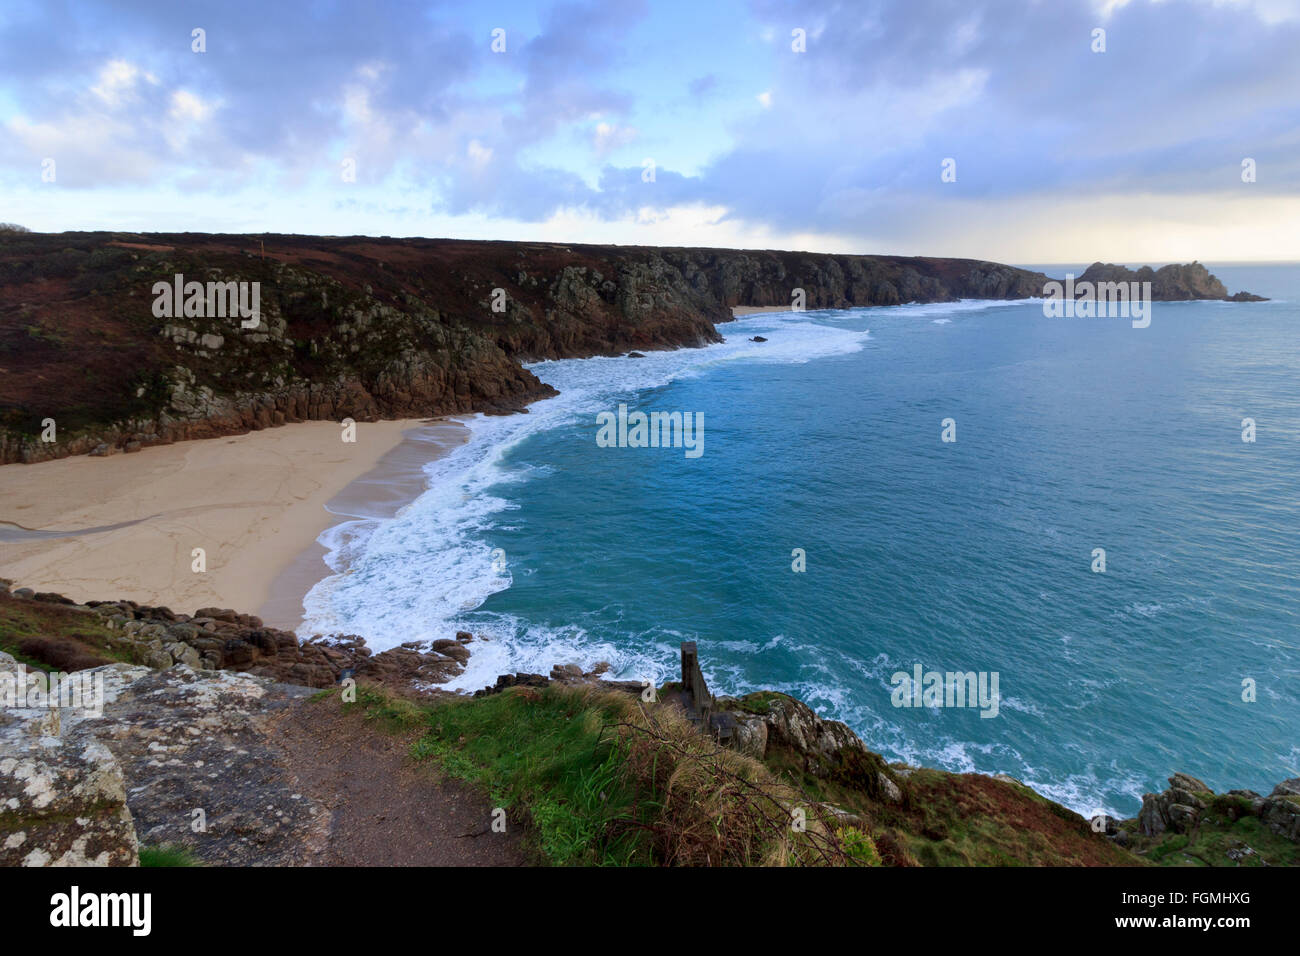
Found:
[0,418,466,618]
[259,418,470,632]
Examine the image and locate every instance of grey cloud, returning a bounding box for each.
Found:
[2,0,1296,239]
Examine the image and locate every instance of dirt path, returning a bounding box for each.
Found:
[269,698,530,866]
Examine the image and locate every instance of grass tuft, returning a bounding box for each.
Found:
[139,843,202,867]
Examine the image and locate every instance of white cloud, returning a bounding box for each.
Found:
[89,60,156,107]
[169,90,213,123]
[467,139,494,166]
[592,121,637,155]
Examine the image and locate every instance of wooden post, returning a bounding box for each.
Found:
[680,641,713,733]
[681,641,698,696]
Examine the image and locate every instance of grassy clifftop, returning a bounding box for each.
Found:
[348,681,1139,866]
[4,587,1295,866]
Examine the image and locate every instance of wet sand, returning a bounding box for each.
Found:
[259,420,469,631]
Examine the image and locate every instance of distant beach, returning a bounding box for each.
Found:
[731,305,797,316]
[0,419,466,619]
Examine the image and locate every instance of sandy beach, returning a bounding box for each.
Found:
[0,419,468,623]
[731,305,797,316]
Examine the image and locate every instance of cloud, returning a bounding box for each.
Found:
[0,0,1296,257]
[675,0,1300,239]
[592,121,638,156]
[0,0,478,186]
[89,59,157,107]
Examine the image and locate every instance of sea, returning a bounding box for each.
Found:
[300,262,1300,818]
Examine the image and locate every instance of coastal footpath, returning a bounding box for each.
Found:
[0,230,1264,464]
[2,584,1296,867]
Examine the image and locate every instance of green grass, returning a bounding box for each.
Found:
[870,769,1143,867]
[729,690,786,716]
[1132,811,1300,867]
[139,844,202,867]
[336,684,1155,867]
[400,686,654,866]
[333,684,1293,868]
[344,683,873,867]
[0,594,142,671]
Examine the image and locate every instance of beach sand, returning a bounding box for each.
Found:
[258,419,469,632]
[731,305,797,316]
[0,419,468,625]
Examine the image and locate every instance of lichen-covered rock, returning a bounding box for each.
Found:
[1259,794,1300,841]
[1138,793,1168,836]
[1169,772,1212,794]
[2,651,337,866]
[1271,778,1300,798]
[165,641,202,670]
[60,663,321,865]
[1138,772,1216,836]
[877,772,904,804]
[0,734,138,866]
[721,691,903,803]
[0,652,138,866]
[730,714,768,760]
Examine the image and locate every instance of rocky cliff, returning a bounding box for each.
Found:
[4,584,1296,867]
[0,232,1263,464]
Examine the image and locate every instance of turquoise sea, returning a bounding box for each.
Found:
[303,263,1299,817]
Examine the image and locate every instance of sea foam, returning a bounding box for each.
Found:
[300,308,878,690]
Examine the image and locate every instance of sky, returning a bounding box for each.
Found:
[1,0,1297,263]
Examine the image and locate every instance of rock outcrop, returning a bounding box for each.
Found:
[472,662,637,698]
[1136,771,1300,843]
[4,584,481,697]
[0,653,140,866]
[716,691,905,804]
[0,650,341,866]
[5,613,1296,867]
[78,597,468,692]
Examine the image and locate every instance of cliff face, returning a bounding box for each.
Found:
[0,232,1262,463]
